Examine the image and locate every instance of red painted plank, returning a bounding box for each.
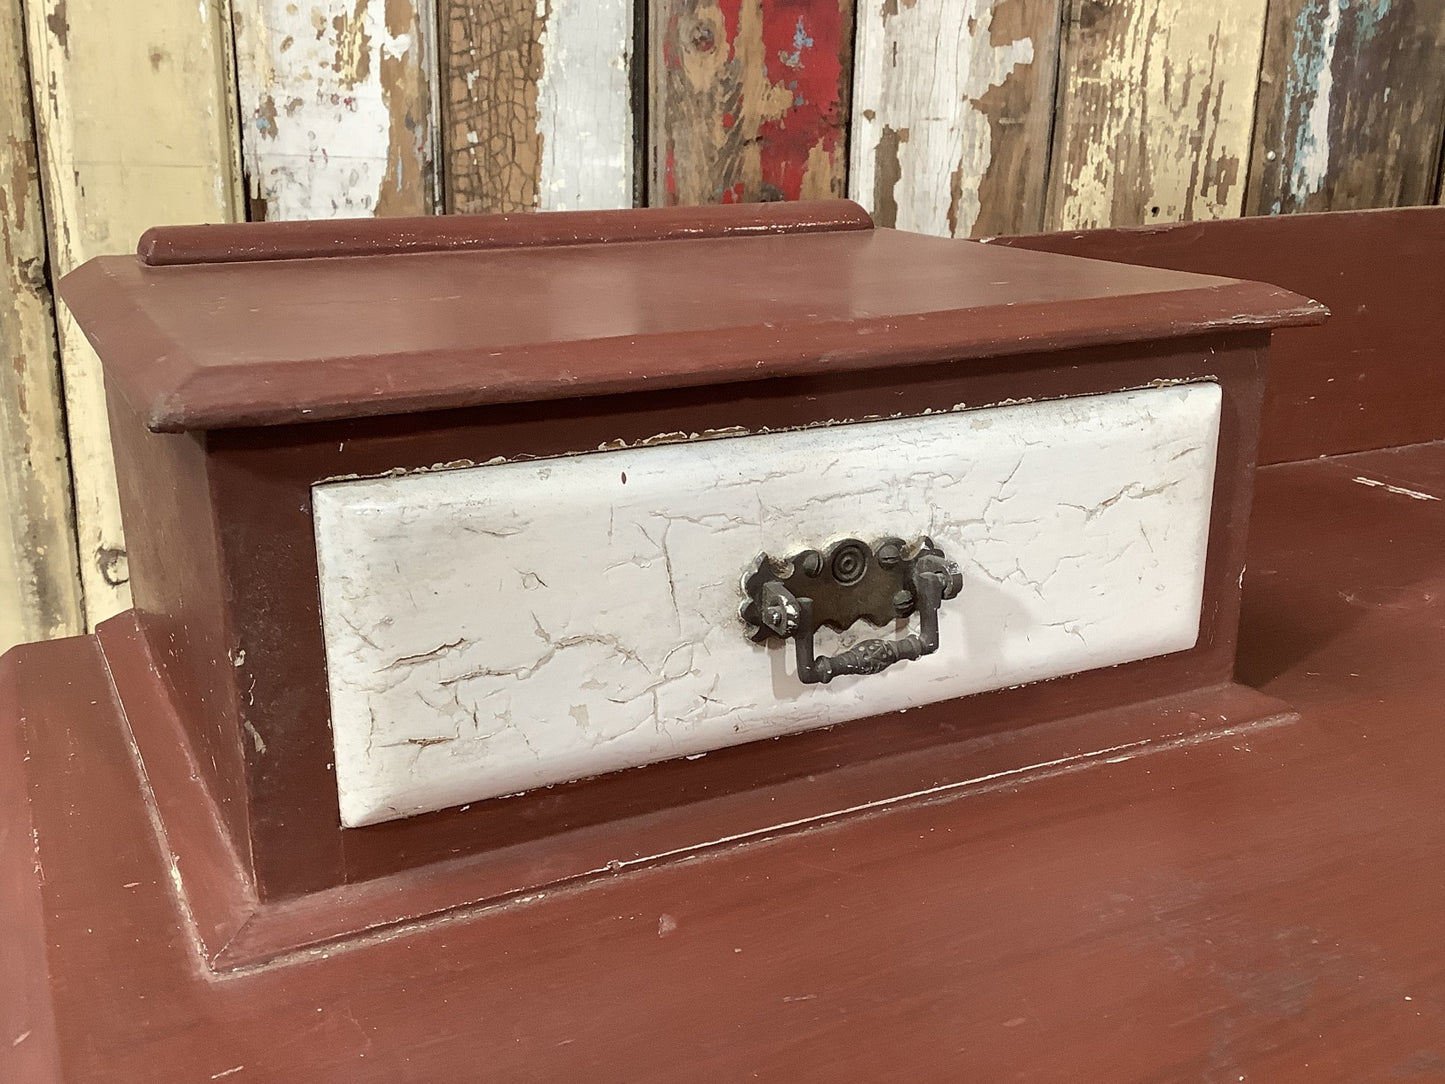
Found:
[651,0,854,204]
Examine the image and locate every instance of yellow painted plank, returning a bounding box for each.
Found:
[0,0,81,651]
[851,0,1062,237]
[26,0,244,626]
[1047,0,1269,230]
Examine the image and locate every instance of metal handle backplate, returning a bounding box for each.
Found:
[739,536,963,684]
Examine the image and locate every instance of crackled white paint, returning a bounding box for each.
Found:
[315,385,1222,827]
[535,0,634,210]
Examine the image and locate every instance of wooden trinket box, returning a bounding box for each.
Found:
[6,200,1326,1075]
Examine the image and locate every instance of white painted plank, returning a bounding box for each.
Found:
[1246,0,1445,214]
[233,0,439,219]
[26,0,244,625]
[444,0,633,213]
[850,0,1060,237]
[0,0,81,651]
[536,0,634,210]
[315,384,1222,827]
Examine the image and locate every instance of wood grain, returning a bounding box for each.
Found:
[851,0,1062,237]
[232,0,439,219]
[1047,0,1268,229]
[0,0,80,652]
[24,0,244,626]
[649,0,854,205]
[1246,0,1445,215]
[444,0,635,213]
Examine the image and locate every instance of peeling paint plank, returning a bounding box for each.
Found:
[25,0,244,626]
[444,0,634,213]
[1246,0,1445,215]
[0,0,81,651]
[648,0,855,205]
[851,0,1061,237]
[233,0,439,219]
[1046,0,1268,230]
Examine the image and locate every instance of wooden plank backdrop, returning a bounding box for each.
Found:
[3,0,1445,644]
[233,0,439,219]
[0,0,80,654]
[443,0,635,213]
[1046,0,1270,230]
[851,0,1062,238]
[649,0,854,205]
[1246,0,1445,214]
[24,0,244,630]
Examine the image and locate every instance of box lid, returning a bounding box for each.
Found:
[57,200,1326,433]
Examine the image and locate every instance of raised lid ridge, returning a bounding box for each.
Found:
[137,199,876,266]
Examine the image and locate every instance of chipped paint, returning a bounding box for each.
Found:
[312,383,1216,487]
[852,0,1047,237]
[1248,0,1439,215]
[1048,0,1269,229]
[234,0,437,219]
[534,0,635,210]
[444,0,546,213]
[652,0,853,205]
[1352,476,1440,501]
[1280,0,1342,211]
[24,0,242,625]
[446,0,633,214]
[0,0,82,649]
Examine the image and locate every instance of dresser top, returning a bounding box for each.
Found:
[58,201,1325,432]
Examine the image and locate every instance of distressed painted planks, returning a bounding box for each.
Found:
[25,0,243,626]
[0,0,81,651]
[851,0,1062,238]
[444,0,635,213]
[1047,0,1269,230]
[1247,0,1445,215]
[650,0,854,205]
[233,0,439,219]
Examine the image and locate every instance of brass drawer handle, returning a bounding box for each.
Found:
[740,536,963,684]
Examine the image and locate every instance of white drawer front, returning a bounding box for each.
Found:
[315,383,1221,826]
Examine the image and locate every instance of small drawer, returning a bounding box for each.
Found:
[315,382,1221,826]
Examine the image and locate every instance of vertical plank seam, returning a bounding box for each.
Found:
[1238,0,1277,217]
[1034,0,1072,236]
[426,0,446,214]
[630,0,648,207]
[644,0,662,206]
[7,0,86,634]
[1432,91,1445,205]
[212,0,247,223]
[1041,0,1078,231]
[840,0,860,210]
[225,2,262,220]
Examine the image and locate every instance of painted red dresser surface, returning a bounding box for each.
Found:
[38,203,1445,1084]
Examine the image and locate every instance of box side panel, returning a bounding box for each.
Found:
[106,387,252,868]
